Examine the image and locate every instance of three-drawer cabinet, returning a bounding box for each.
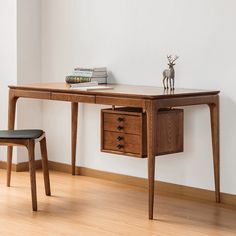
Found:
[101,107,183,158]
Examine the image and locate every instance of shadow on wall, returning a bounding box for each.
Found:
[155,105,211,184]
[107,71,117,84]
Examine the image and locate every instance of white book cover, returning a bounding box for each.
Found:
[69,81,98,88]
[74,67,107,72]
[73,70,93,77]
[90,77,107,84]
[70,85,113,91]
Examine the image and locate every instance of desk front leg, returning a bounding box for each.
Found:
[208,95,220,203]
[146,100,156,220]
[7,89,18,187]
[71,102,78,175]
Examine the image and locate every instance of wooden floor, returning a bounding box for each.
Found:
[0,170,236,236]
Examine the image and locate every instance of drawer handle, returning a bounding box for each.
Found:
[117,117,124,122]
[117,144,124,149]
[117,136,124,141]
[117,125,123,131]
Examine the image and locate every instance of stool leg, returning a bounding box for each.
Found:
[7,146,13,187]
[27,140,37,211]
[40,137,51,196]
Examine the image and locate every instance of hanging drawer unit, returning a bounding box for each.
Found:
[101,107,183,158]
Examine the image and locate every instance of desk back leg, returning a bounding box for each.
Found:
[7,90,18,187]
[208,95,220,203]
[71,102,78,175]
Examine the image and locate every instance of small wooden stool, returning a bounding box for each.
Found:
[0,129,51,211]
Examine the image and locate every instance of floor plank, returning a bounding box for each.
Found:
[0,170,236,236]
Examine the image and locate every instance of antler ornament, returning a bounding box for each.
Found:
[162,55,179,90]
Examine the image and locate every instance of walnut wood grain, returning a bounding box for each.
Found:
[52,92,95,103]
[103,131,141,155]
[96,96,144,107]
[9,83,219,99]
[208,95,220,203]
[40,137,51,196]
[145,100,156,219]
[7,83,220,220]
[7,89,18,187]
[13,89,51,100]
[155,109,184,155]
[27,140,37,211]
[71,102,78,175]
[103,112,141,135]
[101,108,146,158]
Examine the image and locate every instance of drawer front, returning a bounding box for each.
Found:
[96,96,144,107]
[51,92,95,103]
[103,113,141,135]
[103,131,140,155]
[14,89,51,100]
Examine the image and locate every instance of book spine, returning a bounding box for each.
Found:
[69,81,98,88]
[65,76,91,84]
[74,68,93,71]
[74,67,107,72]
[73,71,93,77]
[90,77,107,84]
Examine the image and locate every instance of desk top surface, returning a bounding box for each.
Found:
[9,83,220,99]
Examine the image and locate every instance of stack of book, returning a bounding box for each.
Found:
[65,67,108,86]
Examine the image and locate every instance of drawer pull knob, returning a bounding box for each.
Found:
[117,144,124,149]
[117,125,123,131]
[117,117,124,122]
[117,136,123,141]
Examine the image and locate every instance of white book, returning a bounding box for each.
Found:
[70,85,113,91]
[90,77,107,84]
[69,81,98,88]
[72,71,107,79]
[73,70,93,77]
[93,67,107,72]
[74,67,107,72]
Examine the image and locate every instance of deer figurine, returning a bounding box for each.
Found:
[163,55,179,90]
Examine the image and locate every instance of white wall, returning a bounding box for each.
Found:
[0,0,42,163]
[39,0,236,195]
[0,0,17,162]
[17,0,42,162]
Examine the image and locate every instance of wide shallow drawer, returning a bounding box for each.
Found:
[103,131,141,155]
[13,89,51,100]
[51,92,95,103]
[103,113,141,135]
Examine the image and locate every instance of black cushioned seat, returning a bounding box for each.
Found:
[0,128,50,211]
[0,129,44,139]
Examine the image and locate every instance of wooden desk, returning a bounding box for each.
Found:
[7,83,220,219]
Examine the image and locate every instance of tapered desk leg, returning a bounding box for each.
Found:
[146,101,156,220]
[209,96,220,203]
[71,102,78,175]
[7,90,18,187]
